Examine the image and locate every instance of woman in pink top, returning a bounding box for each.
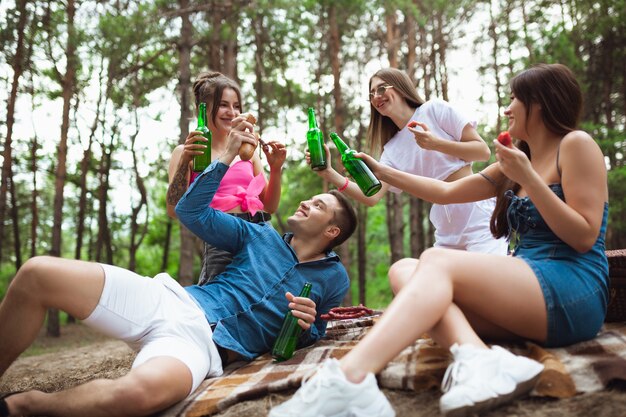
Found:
[167,72,286,284]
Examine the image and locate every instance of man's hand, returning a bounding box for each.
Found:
[306,143,335,179]
[285,291,317,331]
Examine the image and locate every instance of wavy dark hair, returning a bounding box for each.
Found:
[366,68,424,156]
[490,63,583,238]
[192,71,243,126]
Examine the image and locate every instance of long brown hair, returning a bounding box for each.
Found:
[490,64,583,238]
[366,68,424,156]
[192,72,243,126]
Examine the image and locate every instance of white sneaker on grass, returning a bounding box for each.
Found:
[439,344,544,417]
[269,358,395,417]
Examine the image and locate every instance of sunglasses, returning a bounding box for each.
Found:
[368,85,394,101]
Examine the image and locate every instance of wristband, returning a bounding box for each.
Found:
[337,177,349,192]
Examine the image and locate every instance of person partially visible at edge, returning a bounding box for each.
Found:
[167,71,286,285]
[271,63,609,417]
[310,67,508,293]
[0,118,358,417]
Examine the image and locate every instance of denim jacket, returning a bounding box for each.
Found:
[176,161,349,361]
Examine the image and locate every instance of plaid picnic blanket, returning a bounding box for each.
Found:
[160,318,626,417]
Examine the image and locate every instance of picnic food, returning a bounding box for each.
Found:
[497,131,512,147]
[320,304,374,321]
[407,120,418,128]
[239,113,258,161]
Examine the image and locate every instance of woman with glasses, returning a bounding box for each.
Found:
[311,68,507,292]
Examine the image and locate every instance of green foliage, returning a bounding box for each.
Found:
[1,0,625,317]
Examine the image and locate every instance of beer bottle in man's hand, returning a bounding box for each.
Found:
[306,108,327,170]
[271,282,313,362]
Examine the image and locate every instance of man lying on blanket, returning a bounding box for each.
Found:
[0,120,357,417]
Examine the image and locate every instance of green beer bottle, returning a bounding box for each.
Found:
[271,282,313,362]
[192,102,212,172]
[306,108,327,170]
[329,132,382,197]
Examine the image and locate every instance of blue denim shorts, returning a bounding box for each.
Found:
[518,251,608,347]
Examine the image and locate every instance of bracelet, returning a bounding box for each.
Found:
[337,177,349,192]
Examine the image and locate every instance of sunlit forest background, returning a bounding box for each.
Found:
[0,0,624,336]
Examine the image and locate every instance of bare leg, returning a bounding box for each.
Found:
[0,257,105,376]
[6,356,193,417]
[340,247,546,382]
[388,258,418,294]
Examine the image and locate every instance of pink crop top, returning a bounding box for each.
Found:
[190,160,266,215]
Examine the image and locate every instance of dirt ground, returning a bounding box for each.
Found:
[2,323,626,417]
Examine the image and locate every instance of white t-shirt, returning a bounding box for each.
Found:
[379,99,474,192]
[378,99,507,254]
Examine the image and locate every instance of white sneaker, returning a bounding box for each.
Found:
[268,358,395,417]
[439,344,544,417]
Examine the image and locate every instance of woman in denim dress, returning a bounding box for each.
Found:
[270,63,609,417]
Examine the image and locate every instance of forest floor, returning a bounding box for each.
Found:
[2,323,626,417]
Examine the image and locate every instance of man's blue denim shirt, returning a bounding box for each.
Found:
[176,160,349,361]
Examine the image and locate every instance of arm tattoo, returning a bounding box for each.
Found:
[167,162,189,206]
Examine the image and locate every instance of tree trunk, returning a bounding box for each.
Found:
[488,2,503,133]
[409,197,424,258]
[95,139,113,265]
[48,0,77,337]
[222,1,238,80]
[384,10,404,266]
[30,134,38,258]
[0,0,28,266]
[385,12,399,68]
[128,113,148,271]
[406,13,417,80]
[9,175,21,269]
[328,4,344,135]
[435,13,449,101]
[177,0,195,287]
[357,204,367,305]
[252,11,266,133]
[161,218,172,271]
[75,63,104,261]
[327,3,352,305]
[386,193,405,264]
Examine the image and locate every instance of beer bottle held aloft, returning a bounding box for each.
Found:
[192,102,212,172]
[306,108,327,170]
[329,132,382,197]
[271,282,313,362]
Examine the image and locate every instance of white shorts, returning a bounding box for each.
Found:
[431,199,508,255]
[83,264,223,394]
